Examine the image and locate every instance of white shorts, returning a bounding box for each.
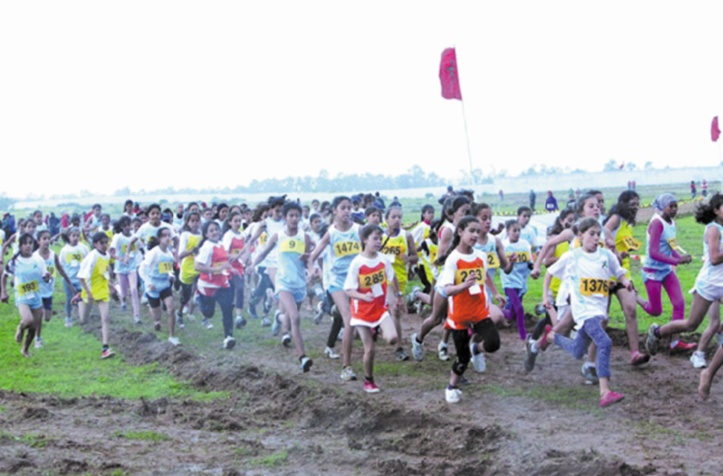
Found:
[693,281,723,303]
[351,310,390,328]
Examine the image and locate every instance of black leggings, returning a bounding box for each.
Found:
[250,267,274,306]
[199,287,234,337]
[451,318,500,375]
[415,265,433,294]
[179,278,198,308]
[231,274,245,309]
[326,292,343,348]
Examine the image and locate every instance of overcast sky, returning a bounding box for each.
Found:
[1,1,722,199]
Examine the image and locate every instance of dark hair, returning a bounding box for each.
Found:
[214,203,229,220]
[8,233,39,270]
[574,192,599,219]
[61,226,81,243]
[385,205,402,220]
[199,220,220,249]
[182,211,201,232]
[186,201,199,212]
[365,206,381,217]
[549,208,575,235]
[146,203,161,215]
[695,193,723,224]
[420,204,435,221]
[427,218,442,245]
[36,229,51,240]
[517,206,532,216]
[436,216,479,266]
[505,219,519,231]
[360,224,383,250]
[222,211,243,233]
[472,202,491,217]
[604,191,639,226]
[147,228,170,251]
[268,195,287,208]
[251,203,270,222]
[113,216,131,234]
[577,217,602,235]
[331,195,351,210]
[92,232,109,245]
[124,199,134,209]
[282,201,302,217]
[309,212,321,223]
[443,195,470,223]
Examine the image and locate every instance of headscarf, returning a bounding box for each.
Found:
[652,193,676,212]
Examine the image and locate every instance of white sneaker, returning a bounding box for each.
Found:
[340,366,357,381]
[445,387,462,403]
[34,338,43,349]
[271,310,282,336]
[411,333,424,361]
[438,342,450,361]
[690,351,707,369]
[223,335,236,350]
[168,336,181,346]
[281,333,292,347]
[470,341,486,373]
[202,319,214,329]
[324,346,340,359]
[65,317,73,328]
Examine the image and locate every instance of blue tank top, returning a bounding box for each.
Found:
[328,223,360,287]
[643,214,677,273]
[275,229,306,292]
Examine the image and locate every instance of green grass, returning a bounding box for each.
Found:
[114,430,171,442]
[250,450,289,468]
[483,383,603,413]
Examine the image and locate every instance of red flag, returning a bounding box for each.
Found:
[712,116,721,142]
[439,48,462,100]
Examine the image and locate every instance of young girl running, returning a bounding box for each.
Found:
[603,190,648,364]
[176,210,202,327]
[411,195,471,362]
[381,205,418,361]
[139,230,179,345]
[253,201,314,372]
[306,195,361,381]
[537,217,628,408]
[437,216,502,403]
[635,193,696,354]
[1,233,50,356]
[646,194,723,357]
[195,221,237,349]
[222,211,249,329]
[344,224,400,392]
[110,216,142,324]
[473,203,511,325]
[58,227,90,327]
[501,219,532,342]
[77,232,115,359]
[33,230,73,348]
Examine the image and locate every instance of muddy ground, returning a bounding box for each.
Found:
[1,292,721,476]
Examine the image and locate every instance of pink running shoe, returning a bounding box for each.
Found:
[600,391,624,408]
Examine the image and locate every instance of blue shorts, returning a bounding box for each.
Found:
[276,287,306,304]
[42,297,53,310]
[17,295,43,310]
[328,284,345,294]
[434,284,448,299]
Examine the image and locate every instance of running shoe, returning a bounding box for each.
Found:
[324,346,340,359]
[121,302,127,312]
[168,336,181,346]
[599,391,624,408]
[534,303,546,317]
[581,363,599,384]
[690,351,707,369]
[470,341,486,373]
[337,328,344,342]
[101,348,116,359]
[34,337,43,349]
[438,342,450,361]
[271,310,282,336]
[235,315,247,329]
[202,319,214,330]
[313,302,325,325]
[340,366,357,381]
[300,356,313,373]
[175,310,185,329]
[406,286,421,313]
[154,322,161,332]
[248,304,258,319]
[261,317,271,327]
[223,336,236,350]
[363,380,380,393]
[630,351,650,366]
[670,340,697,353]
[645,324,661,355]
[395,348,410,361]
[281,333,292,347]
[445,386,462,403]
[65,317,73,328]
[411,333,424,361]
[524,336,538,373]
[134,316,142,325]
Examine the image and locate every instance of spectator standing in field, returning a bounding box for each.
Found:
[702,180,708,198]
[545,191,559,212]
[529,189,536,211]
[691,181,697,199]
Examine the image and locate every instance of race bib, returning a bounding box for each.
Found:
[455,267,485,285]
[280,238,304,253]
[508,251,531,263]
[622,236,641,251]
[158,261,173,273]
[667,237,679,250]
[18,280,39,297]
[359,268,386,289]
[259,233,268,246]
[66,253,83,265]
[46,266,56,277]
[580,278,609,296]
[333,241,360,257]
[381,245,402,256]
[486,252,500,269]
[229,248,242,257]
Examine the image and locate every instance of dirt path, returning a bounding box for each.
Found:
[1,302,721,475]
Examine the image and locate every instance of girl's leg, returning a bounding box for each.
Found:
[389,292,408,359]
[615,287,641,354]
[62,280,75,322]
[326,307,343,350]
[416,290,447,343]
[330,290,353,368]
[233,274,245,319]
[549,327,591,360]
[504,288,526,340]
[699,344,723,400]
[216,287,235,338]
[638,279,663,317]
[79,298,93,324]
[378,314,399,346]
[356,326,376,382]
[149,300,162,328]
[662,273,689,348]
[449,329,472,388]
[278,292,305,357]
[118,273,129,305]
[659,292,712,336]
[474,318,501,354]
[127,271,141,320]
[164,295,176,339]
[695,304,721,361]
[552,307,574,335]
[17,304,37,356]
[98,301,110,348]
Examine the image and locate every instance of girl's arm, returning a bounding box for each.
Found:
[542,272,554,308]
[485,273,505,306]
[78,277,92,301]
[495,238,512,273]
[246,222,267,247]
[438,226,454,258]
[251,234,279,268]
[306,232,330,275]
[445,275,477,297]
[345,289,374,302]
[705,225,723,266]
[0,272,8,302]
[647,220,687,265]
[404,232,419,265]
[2,233,17,258]
[603,214,620,251]
[531,229,572,278]
[54,254,73,287]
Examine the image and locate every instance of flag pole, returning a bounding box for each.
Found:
[460,99,475,184]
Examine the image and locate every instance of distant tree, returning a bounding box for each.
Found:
[644,161,653,170]
[626,162,637,171]
[603,160,618,172]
